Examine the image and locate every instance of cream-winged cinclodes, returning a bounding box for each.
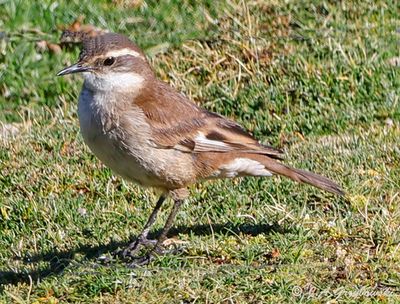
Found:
[57,32,344,265]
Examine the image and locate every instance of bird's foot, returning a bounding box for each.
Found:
[126,253,155,268]
[126,244,184,267]
[111,237,185,267]
[112,237,157,260]
[116,243,163,267]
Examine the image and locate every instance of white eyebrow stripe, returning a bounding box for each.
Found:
[104,48,142,58]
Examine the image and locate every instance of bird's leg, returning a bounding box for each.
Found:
[152,198,184,254]
[128,199,184,266]
[120,195,166,258]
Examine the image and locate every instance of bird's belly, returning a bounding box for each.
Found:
[82,127,154,186]
[82,131,195,188]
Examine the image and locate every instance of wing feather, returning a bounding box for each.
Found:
[134,81,283,159]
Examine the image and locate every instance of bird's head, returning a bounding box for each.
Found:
[57,33,151,92]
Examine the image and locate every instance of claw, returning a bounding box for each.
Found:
[112,237,157,260]
[126,245,183,268]
[112,237,185,265]
[127,254,154,268]
[123,238,157,258]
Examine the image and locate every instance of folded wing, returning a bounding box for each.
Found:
[134,81,282,159]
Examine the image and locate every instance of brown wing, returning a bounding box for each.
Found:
[134,81,283,159]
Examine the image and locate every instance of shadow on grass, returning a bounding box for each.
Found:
[0,221,285,288]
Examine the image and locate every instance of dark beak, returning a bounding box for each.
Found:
[57,63,90,76]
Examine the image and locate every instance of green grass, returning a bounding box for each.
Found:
[1,0,399,303]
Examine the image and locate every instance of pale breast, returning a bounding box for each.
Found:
[77,86,195,189]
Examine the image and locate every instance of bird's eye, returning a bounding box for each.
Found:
[103,57,115,66]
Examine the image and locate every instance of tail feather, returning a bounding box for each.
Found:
[261,158,344,196]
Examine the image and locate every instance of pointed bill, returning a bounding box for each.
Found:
[57,63,90,76]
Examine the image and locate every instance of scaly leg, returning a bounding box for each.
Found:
[118,195,166,259]
[129,199,184,266]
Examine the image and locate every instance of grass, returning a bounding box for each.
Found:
[0,0,399,302]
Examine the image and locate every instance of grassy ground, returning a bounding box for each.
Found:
[1,0,399,303]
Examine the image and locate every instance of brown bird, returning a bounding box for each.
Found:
[57,33,344,265]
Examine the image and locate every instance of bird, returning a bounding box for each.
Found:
[57,32,344,265]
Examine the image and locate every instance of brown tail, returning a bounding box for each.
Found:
[260,157,344,196]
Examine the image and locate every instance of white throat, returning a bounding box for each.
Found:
[83,71,145,93]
